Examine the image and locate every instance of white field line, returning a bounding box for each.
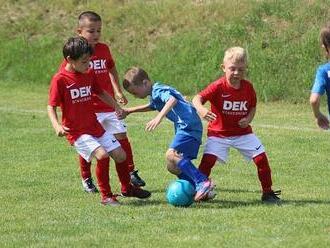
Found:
[0,106,321,132]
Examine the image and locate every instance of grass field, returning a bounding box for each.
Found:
[1,84,330,247]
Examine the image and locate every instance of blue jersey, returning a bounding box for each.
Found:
[311,62,330,115]
[149,82,203,142]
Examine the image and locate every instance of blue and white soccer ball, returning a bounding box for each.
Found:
[166,179,195,207]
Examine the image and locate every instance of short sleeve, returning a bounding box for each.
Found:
[48,75,62,106]
[198,81,219,104]
[311,66,327,95]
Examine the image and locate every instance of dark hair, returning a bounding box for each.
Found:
[123,67,150,90]
[320,23,330,51]
[78,11,101,26]
[62,37,93,60]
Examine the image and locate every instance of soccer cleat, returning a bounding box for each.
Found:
[261,190,281,204]
[201,188,217,201]
[82,177,98,193]
[194,179,214,201]
[122,185,151,199]
[130,170,146,187]
[101,195,120,206]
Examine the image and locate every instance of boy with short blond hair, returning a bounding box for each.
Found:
[192,46,281,204]
[122,67,214,201]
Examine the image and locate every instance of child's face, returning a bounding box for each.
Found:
[126,84,149,99]
[68,54,91,73]
[222,59,247,85]
[78,20,102,47]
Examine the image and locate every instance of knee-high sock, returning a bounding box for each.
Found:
[115,160,131,193]
[79,155,92,180]
[96,157,112,199]
[177,159,207,186]
[253,152,273,193]
[198,153,217,177]
[118,138,135,172]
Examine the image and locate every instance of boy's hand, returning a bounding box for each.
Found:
[55,125,69,137]
[238,117,250,128]
[115,107,127,120]
[316,114,330,130]
[199,107,217,122]
[116,92,128,105]
[145,117,162,131]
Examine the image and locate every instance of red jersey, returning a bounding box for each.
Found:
[59,42,116,112]
[48,66,105,144]
[199,76,257,137]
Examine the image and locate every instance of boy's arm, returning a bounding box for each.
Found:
[124,104,153,115]
[238,107,256,128]
[47,105,69,136]
[97,90,125,118]
[109,66,128,105]
[192,94,217,122]
[310,92,329,129]
[145,96,177,131]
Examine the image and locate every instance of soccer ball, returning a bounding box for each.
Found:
[166,179,195,207]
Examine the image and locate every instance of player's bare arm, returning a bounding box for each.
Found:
[192,94,217,122]
[238,107,256,128]
[310,93,330,129]
[47,105,69,137]
[109,66,128,105]
[146,96,177,132]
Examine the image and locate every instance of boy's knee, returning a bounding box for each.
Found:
[93,147,109,160]
[165,149,182,175]
[109,147,127,163]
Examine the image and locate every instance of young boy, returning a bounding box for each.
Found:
[310,24,330,130]
[48,37,150,206]
[63,11,146,193]
[121,67,214,201]
[192,46,281,204]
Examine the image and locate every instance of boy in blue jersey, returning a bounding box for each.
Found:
[310,24,330,129]
[121,67,214,201]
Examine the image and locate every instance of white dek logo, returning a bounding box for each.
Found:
[70,86,92,99]
[223,100,247,111]
[327,71,330,78]
[90,59,106,70]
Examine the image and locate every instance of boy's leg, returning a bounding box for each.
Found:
[253,152,273,193]
[198,153,218,177]
[97,112,146,187]
[115,135,146,187]
[78,155,98,193]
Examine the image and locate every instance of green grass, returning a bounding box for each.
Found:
[1,84,330,247]
[0,0,329,101]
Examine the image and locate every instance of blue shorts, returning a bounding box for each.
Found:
[170,133,201,160]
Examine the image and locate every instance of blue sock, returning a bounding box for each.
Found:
[177,159,207,186]
[178,173,195,188]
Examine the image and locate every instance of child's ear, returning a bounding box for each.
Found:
[76,28,82,35]
[66,56,72,62]
[142,79,149,86]
[220,64,225,72]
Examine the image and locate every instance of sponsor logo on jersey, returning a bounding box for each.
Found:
[70,86,92,103]
[223,100,247,111]
[90,59,107,74]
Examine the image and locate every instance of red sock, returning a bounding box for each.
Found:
[115,160,131,193]
[199,154,217,177]
[253,153,273,193]
[78,155,92,180]
[95,157,112,199]
[118,138,135,172]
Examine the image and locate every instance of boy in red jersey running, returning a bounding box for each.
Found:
[61,11,146,193]
[48,37,134,205]
[192,47,281,204]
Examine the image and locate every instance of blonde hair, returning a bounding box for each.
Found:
[223,46,247,64]
[122,67,150,90]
